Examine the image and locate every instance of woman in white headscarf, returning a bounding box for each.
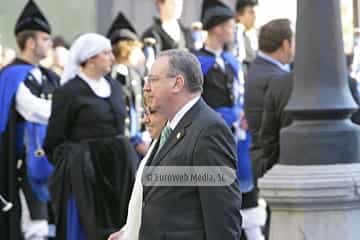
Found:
[44,33,138,240]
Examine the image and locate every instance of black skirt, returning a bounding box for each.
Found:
[49,136,138,240]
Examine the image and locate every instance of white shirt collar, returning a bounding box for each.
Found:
[167,96,200,130]
[79,72,111,98]
[204,46,222,57]
[257,51,290,72]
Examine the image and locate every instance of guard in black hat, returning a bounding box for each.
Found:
[0,1,59,239]
[108,12,148,158]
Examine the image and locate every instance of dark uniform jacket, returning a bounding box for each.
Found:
[142,18,194,54]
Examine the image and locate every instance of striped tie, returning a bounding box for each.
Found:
[159,125,172,149]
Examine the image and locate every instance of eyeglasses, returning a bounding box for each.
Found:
[144,75,177,85]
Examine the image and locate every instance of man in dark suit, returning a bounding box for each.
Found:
[260,73,360,172]
[244,18,295,179]
[140,49,242,239]
[259,72,293,172]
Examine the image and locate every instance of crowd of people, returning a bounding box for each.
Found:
[1,0,359,240]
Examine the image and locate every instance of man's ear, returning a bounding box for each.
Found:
[282,39,291,51]
[173,75,185,93]
[25,37,36,50]
[235,12,242,22]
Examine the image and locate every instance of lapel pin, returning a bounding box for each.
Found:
[176,132,181,139]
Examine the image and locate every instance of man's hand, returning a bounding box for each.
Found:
[135,141,150,156]
[107,230,124,240]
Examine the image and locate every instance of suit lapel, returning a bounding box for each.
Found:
[150,99,204,166]
[142,129,185,198]
[145,140,160,166]
[151,126,186,165]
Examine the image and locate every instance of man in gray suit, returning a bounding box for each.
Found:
[139,49,242,240]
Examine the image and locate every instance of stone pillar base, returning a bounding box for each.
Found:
[258,164,360,240]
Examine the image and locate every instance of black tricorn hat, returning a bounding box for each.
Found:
[107,12,138,44]
[201,0,234,31]
[235,0,258,11]
[14,0,51,35]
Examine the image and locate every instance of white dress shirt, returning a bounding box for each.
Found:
[168,96,201,130]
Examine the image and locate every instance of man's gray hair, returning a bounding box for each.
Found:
[158,49,203,93]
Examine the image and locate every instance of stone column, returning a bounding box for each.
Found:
[259,164,360,240]
[259,0,360,239]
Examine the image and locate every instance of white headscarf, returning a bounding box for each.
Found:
[60,33,112,85]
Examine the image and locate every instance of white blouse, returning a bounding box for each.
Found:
[79,72,111,98]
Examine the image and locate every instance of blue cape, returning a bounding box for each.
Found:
[0,64,33,133]
[0,64,53,202]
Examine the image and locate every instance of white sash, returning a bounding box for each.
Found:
[118,140,157,240]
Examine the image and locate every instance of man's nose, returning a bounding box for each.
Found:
[143,81,151,91]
